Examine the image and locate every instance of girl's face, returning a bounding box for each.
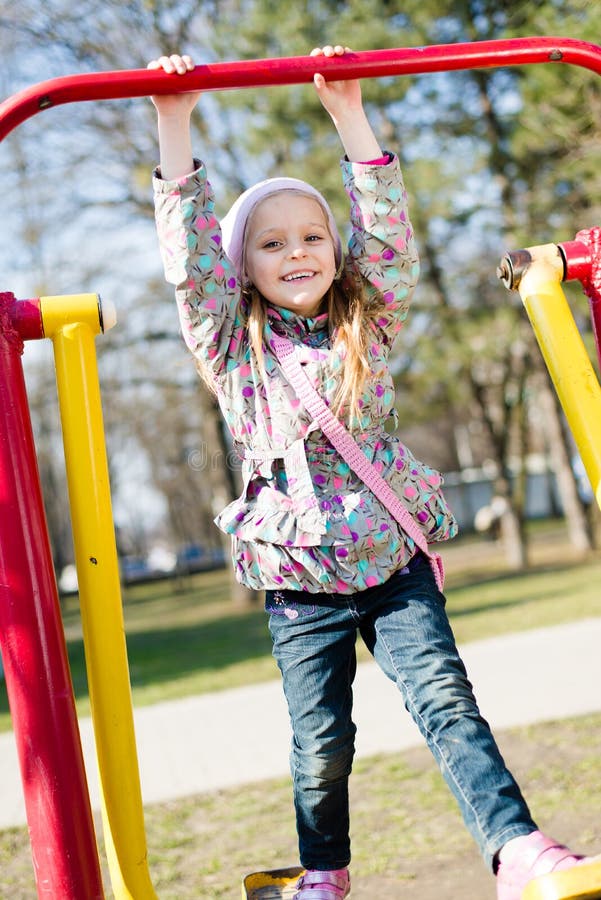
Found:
[243,192,337,317]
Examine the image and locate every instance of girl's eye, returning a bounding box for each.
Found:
[306,234,322,242]
[262,240,281,249]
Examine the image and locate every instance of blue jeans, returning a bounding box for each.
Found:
[265,555,536,871]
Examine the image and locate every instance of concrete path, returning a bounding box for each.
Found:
[1,618,600,830]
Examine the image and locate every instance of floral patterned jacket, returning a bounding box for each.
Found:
[153,154,457,594]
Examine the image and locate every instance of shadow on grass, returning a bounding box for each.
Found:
[0,607,272,723]
[2,554,599,725]
[447,556,588,591]
[74,608,273,699]
[446,558,597,619]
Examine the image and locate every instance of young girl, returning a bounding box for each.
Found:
[149,46,595,899]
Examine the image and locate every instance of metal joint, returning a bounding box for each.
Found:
[496,249,533,291]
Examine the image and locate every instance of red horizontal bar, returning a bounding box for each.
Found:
[1,37,600,141]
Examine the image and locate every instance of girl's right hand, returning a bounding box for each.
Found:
[311,45,362,122]
[148,54,201,117]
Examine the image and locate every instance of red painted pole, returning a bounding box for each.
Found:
[0,292,104,899]
[560,230,601,375]
[0,37,600,141]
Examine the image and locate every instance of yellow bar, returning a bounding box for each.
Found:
[499,249,601,898]
[243,868,305,899]
[522,860,601,899]
[40,294,157,899]
[517,269,601,511]
[40,292,105,336]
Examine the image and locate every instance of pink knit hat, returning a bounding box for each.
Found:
[220,177,343,281]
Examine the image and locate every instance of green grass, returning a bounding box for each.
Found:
[1,522,600,733]
[2,712,600,897]
[1,522,601,897]
[445,553,601,644]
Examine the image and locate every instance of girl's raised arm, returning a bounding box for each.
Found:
[148,54,200,180]
[311,45,383,162]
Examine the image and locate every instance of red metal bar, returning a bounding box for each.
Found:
[560,230,601,375]
[1,37,600,141]
[8,296,44,340]
[560,240,593,284]
[0,293,104,898]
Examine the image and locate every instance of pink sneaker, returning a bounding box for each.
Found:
[496,830,592,899]
[294,867,350,899]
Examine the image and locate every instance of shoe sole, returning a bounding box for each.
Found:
[243,867,305,899]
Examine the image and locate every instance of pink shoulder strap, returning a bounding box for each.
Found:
[271,333,444,591]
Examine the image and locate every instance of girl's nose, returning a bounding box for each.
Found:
[288,244,307,258]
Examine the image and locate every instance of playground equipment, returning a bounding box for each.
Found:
[495,237,601,900]
[497,231,601,510]
[243,867,305,899]
[0,291,157,899]
[1,36,601,900]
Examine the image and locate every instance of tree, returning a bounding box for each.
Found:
[24,360,74,577]
[1,0,599,582]
[0,0,260,601]
[198,0,600,565]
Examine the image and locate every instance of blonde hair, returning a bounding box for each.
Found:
[196,189,387,423]
[244,257,385,423]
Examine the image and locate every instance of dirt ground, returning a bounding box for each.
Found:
[208,714,600,899]
[2,714,600,898]
[344,723,601,900]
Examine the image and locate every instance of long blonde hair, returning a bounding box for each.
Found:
[196,187,387,422]
[244,257,385,422]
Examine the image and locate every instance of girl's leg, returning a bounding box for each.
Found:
[358,559,537,870]
[266,591,358,870]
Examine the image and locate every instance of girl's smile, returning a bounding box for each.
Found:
[243,192,337,317]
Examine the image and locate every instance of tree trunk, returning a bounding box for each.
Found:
[586,501,601,549]
[198,387,259,608]
[537,377,592,553]
[492,471,528,570]
[499,506,528,569]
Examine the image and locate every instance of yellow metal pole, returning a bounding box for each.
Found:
[41,294,158,900]
[513,247,601,511]
[497,249,601,897]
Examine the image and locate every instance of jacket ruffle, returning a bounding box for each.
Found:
[214,433,456,551]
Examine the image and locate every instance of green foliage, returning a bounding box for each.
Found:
[1,1,598,557]
[208,2,599,478]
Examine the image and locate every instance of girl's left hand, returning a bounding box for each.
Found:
[310,45,363,121]
[148,53,200,117]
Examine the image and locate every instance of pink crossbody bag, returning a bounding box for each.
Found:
[271,334,445,591]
